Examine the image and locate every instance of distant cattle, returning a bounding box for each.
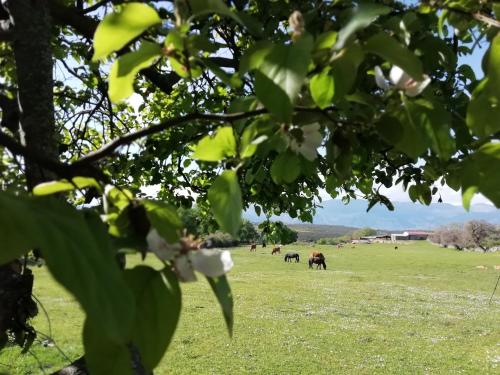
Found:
[284,252,300,263]
[271,246,281,255]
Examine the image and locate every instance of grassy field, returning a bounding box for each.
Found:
[1,242,500,374]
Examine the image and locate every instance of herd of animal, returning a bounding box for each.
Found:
[249,244,327,270]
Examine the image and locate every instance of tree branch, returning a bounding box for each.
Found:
[81,0,113,14]
[1,106,340,180]
[71,109,268,166]
[441,5,500,29]
[0,130,107,181]
[47,0,237,96]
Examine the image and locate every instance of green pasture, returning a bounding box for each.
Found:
[1,242,499,374]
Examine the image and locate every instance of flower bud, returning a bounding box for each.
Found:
[289,11,304,42]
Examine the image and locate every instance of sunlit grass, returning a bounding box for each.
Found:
[1,242,499,374]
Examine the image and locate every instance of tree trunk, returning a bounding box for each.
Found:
[7,0,58,190]
[1,0,59,355]
[3,2,150,373]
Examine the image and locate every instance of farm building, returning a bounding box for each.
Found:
[391,231,432,242]
[360,235,391,242]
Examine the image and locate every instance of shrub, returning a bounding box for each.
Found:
[203,231,238,248]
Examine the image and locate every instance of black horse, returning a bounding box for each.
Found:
[308,256,326,270]
[284,252,300,263]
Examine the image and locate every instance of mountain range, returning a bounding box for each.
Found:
[243,200,500,231]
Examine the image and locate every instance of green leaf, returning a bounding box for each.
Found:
[239,118,274,158]
[454,143,500,208]
[202,58,239,87]
[408,184,431,205]
[314,31,338,51]
[364,32,424,80]
[254,35,313,121]
[108,41,161,103]
[92,3,161,61]
[254,71,292,122]
[125,266,181,372]
[33,177,101,196]
[239,40,273,74]
[392,105,428,159]
[193,126,237,161]
[270,151,301,184]
[83,318,132,375]
[104,186,134,212]
[330,44,364,101]
[375,114,404,145]
[467,34,500,137]
[206,275,233,336]
[310,70,334,109]
[462,186,478,211]
[467,79,500,137]
[0,194,135,343]
[416,36,457,72]
[143,200,183,243]
[416,100,455,160]
[335,3,391,50]
[208,170,242,236]
[240,122,268,158]
[188,0,242,25]
[394,99,454,160]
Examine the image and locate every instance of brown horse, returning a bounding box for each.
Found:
[250,243,257,252]
[308,252,326,270]
[309,251,324,259]
[308,256,327,270]
[271,246,281,255]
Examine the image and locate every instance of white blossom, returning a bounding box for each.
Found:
[146,229,181,261]
[190,249,234,278]
[146,229,234,282]
[174,255,197,282]
[374,65,431,97]
[289,123,323,161]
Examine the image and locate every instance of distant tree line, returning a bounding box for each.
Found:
[179,207,297,247]
[429,220,500,252]
[316,227,377,245]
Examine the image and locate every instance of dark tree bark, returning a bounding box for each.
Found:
[7,0,58,190]
[1,2,150,373]
[1,0,59,358]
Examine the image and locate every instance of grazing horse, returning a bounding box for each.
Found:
[250,243,257,252]
[284,252,300,263]
[309,251,324,259]
[308,256,327,270]
[271,246,281,255]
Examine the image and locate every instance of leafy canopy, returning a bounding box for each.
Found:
[1,0,500,372]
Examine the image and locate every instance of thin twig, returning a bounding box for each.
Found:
[34,330,72,363]
[27,350,48,375]
[489,273,500,304]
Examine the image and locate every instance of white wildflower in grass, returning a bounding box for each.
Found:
[146,229,234,282]
[289,123,323,161]
[374,65,431,97]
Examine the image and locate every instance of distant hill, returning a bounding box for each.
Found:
[287,224,358,242]
[244,200,500,231]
